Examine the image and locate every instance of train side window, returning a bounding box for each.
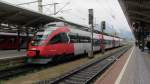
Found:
[103,40,107,44]
[0,38,4,44]
[79,36,90,43]
[60,33,69,43]
[11,37,15,44]
[49,34,62,44]
[93,39,100,46]
[69,34,78,43]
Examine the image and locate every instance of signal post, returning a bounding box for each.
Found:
[101,21,106,54]
[88,9,94,58]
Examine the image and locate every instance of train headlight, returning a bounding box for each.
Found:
[27,50,36,57]
[27,50,40,57]
[31,40,47,46]
[39,41,46,46]
[31,48,37,50]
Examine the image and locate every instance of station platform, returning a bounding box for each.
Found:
[0,50,26,59]
[95,46,150,84]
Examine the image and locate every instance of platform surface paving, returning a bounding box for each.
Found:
[119,47,150,84]
[95,46,150,84]
[0,50,26,59]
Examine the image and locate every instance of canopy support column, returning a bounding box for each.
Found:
[26,28,29,50]
[140,22,145,51]
[17,27,21,51]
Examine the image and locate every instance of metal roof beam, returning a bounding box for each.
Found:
[127,1,150,10]
[1,11,23,23]
[0,12,19,18]
[23,17,43,26]
[130,17,150,24]
[129,10,150,19]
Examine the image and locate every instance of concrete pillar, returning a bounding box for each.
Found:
[133,23,140,47]
[38,0,43,13]
[26,28,29,50]
[17,27,20,51]
[140,22,145,51]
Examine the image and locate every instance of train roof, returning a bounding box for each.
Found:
[103,35,113,40]
[0,32,32,36]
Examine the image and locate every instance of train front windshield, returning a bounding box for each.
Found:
[31,27,55,46]
[34,34,48,40]
[31,22,64,46]
[31,32,49,46]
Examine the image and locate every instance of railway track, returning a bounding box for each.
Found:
[0,46,130,81]
[36,46,130,84]
[0,56,26,71]
[0,64,38,79]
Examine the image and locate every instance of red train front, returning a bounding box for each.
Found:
[27,22,74,64]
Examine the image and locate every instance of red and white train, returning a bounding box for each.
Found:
[27,22,124,64]
[0,32,31,50]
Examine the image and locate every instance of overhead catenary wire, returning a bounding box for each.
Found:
[95,0,118,34]
[54,2,70,15]
[15,0,88,25]
[42,1,71,15]
[16,1,38,6]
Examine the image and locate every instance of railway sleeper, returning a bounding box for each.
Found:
[80,70,99,75]
[75,72,96,77]
[69,77,89,82]
[63,79,86,84]
[71,74,92,79]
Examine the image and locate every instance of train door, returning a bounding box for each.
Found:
[68,33,83,55]
[60,32,74,55]
[112,37,115,48]
[47,32,74,56]
[0,36,14,49]
[10,36,16,49]
[0,36,5,49]
[99,34,104,51]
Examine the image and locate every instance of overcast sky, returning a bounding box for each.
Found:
[3,0,133,38]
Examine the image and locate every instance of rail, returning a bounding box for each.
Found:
[36,46,131,84]
[0,56,27,71]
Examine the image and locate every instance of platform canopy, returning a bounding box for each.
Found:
[0,1,89,33]
[119,0,150,39]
